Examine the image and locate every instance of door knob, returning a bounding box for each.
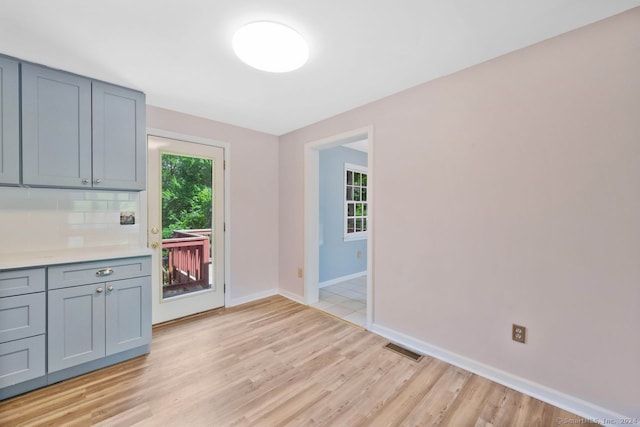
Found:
[151,242,160,249]
[107,285,114,292]
[151,227,159,234]
[96,287,104,294]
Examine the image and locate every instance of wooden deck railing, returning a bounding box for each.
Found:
[162,229,211,291]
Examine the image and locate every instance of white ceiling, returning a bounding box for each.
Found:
[1,1,638,136]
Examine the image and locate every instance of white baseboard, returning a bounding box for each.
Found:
[319,270,367,288]
[370,323,629,422]
[278,288,306,304]
[226,288,278,307]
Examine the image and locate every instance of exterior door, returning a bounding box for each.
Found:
[147,135,225,323]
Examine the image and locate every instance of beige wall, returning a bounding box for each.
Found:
[147,106,280,303]
[279,8,640,417]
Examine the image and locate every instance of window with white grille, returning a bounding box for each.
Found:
[344,163,368,240]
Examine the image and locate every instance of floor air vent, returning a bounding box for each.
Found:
[384,343,423,361]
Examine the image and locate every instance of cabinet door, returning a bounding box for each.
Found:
[92,82,146,191]
[21,64,92,188]
[0,57,19,185]
[48,284,106,372]
[105,276,151,355]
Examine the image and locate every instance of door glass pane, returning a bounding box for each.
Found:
[161,153,213,300]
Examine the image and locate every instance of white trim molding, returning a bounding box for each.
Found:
[227,289,278,307]
[319,271,367,288]
[228,288,305,307]
[370,323,631,423]
[278,288,306,305]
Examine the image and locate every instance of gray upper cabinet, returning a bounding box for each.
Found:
[20,62,146,191]
[92,82,146,190]
[21,63,92,188]
[0,57,20,185]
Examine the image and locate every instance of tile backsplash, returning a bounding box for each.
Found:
[0,187,145,255]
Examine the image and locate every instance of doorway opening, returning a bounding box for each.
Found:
[304,127,373,329]
[147,134,228,324]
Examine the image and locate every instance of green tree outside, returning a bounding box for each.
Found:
[162,154,213,239]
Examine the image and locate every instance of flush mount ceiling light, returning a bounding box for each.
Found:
[232,21,309,73]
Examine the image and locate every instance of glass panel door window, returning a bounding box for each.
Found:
[345,163,368,240]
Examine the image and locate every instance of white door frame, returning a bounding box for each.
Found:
[304,126,374,329]
[145,128,232,315]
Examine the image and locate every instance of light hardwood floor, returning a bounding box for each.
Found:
[0,296,597,426]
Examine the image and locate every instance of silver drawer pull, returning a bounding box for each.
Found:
[107,285,114,292]
[96,268,114,277]
[96,287,104,294]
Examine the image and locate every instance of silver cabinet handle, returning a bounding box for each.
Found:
[82,179,90,185]
[107,285,114,292]
[94,178,102,184]
[96,268,113,277]
[96,287,104,294]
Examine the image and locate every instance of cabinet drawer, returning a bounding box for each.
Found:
[0,268,45,298]
[0,293,46,343]
[48,256,151,289]
[0,335,45,388]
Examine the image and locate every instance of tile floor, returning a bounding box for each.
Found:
[311,275,367,327]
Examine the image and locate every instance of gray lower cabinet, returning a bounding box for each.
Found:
[0,336,45,388]
[47,257,151,373]
[47,283,106,372]
[105,277,151,355]
[0,268,46,390]
[0,256,151,400]
[0,56,20,185]
[48,276,151,372]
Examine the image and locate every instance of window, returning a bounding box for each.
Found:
[344,163,368,240]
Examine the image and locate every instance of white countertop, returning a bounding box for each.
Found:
[0,247,153,270]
